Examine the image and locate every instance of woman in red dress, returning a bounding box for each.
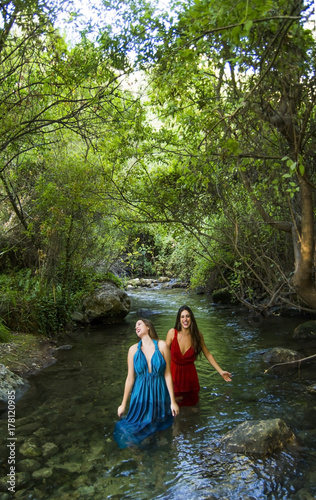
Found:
[166,305,232,406]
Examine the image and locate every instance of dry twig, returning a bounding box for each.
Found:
[264,354,316,374]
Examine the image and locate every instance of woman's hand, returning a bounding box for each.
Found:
[117,404,126,417]
[220,371,232,382]
[171,402,179,417]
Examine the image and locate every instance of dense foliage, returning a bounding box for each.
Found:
[101,0,316,313]
[0,0,315,336]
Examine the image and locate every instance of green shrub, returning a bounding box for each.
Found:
[0,318,11,343]
[0,267,122,337]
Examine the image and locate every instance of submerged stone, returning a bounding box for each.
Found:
[56,461,82,473]
[32,467,53,480]
[0,472,30,492]
[77,485,95,496]
[16,421,41,435]
[219,418,295,456]
[18,458,41,473]
[137,308,156,317]
[19,439,42,458]
[72,474,91,489]
[42,442,59,458]
[33,427,49,438]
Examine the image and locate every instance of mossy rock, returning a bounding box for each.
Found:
[293,321,316,340]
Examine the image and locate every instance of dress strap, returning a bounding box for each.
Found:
[153,339,158,350]
[137,341,142,350]
[174,329,178,339]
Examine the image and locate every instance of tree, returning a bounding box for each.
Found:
[0,0,142,271]
[102,0,316,312]
[0,2,117,227]
[0,1,155,334]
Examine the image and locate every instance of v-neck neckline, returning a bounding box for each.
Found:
[140,340,156,373]
[176,331,192,356]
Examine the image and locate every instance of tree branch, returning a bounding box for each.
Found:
[264,354,316,374]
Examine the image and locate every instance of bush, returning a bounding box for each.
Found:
[0,267,122,336]
[0,318,11,343]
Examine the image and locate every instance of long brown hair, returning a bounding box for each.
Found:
[174,305,202,356]
[139,318,159,340]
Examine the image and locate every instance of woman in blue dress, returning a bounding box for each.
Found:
[114,318,179,448]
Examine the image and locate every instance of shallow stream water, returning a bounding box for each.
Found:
[1,287,316,499]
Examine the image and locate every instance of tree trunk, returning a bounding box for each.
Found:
[291,173,316,308]
[240,167,316,310]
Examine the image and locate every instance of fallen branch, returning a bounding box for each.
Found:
[264,353,316,374]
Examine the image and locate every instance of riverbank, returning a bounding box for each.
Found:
[0,333,57,379]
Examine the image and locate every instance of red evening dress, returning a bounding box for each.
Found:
[170,329,200,406]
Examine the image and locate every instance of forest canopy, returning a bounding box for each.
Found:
[0,0,315,335]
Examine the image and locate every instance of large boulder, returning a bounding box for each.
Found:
[263,347,302,364]
[262,347,305,376]
[219,418,295,456]
[76,281,131,325]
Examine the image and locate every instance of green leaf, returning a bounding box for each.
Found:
[298,163,305,176]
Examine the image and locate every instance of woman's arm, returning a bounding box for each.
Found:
[201,334,232,382]
[159,340,179,416]
[117,344,137,417]
[166,328,175,349]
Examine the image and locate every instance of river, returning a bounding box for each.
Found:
[0,287,316,499]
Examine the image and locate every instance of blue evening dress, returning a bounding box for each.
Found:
[113,340,174,448]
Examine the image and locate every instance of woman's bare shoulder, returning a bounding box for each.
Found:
[128,343,138,354]
[166,328,175,342]
[158,339,168,349]
[166,327,176,336]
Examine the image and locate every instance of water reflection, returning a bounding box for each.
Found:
[0,287,315,499]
